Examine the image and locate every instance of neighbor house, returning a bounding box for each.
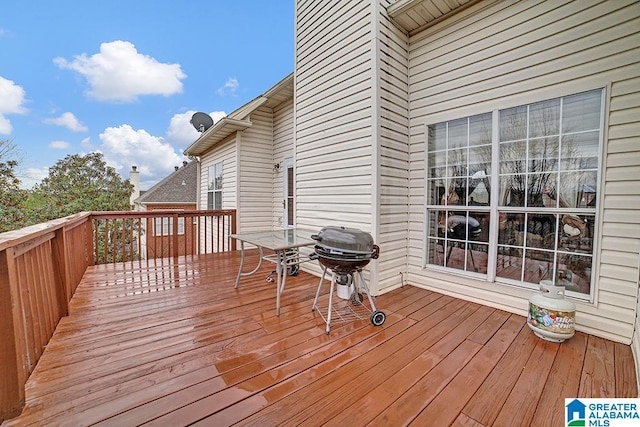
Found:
[132,161,198,257]
[186,0,640,379]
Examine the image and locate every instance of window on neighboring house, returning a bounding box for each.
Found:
[154,216,185,236]
[425,89,603,299]
[207,162,223,209]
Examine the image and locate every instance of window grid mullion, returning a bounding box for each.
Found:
[487,110,500,282]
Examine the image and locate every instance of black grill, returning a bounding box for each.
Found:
[311,226,379,273]
[310,226,386,333]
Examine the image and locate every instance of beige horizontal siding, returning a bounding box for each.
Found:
[405,0,640,343]
[272,99,294,229]
[364,1,411,293]
[199,136,237,211]
[238,107,274,233]
[607,76,640,361]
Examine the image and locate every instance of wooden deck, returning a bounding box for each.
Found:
[3,250,636,426]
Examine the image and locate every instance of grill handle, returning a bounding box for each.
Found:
[372,244,380,259]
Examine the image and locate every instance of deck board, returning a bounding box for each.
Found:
[3,250,636,426]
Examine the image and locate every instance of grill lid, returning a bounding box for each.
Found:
[311,226,374,255]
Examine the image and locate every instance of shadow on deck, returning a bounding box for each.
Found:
[3,250,637,426]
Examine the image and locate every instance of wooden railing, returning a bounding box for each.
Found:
[0,209,236,421]
[90,210,237,264]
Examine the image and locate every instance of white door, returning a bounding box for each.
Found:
[282,158,294,227]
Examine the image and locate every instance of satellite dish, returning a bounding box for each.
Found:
[190,112,214,132]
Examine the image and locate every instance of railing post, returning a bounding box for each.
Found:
[172,213,179,260]
[52,229,69,317]
[231,210,237,251]
[0,249,27,422]
[86,216,95,266]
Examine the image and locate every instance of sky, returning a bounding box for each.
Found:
[0,1,294,190]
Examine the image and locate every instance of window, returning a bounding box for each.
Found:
[426,113,493,275]
[207,162,223,209]
[425,89,603,298]
[154,217,185,236]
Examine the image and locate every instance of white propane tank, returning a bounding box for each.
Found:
[527,280,576,342]
[335,274,354,300]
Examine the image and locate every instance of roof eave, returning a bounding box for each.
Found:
[184,117,252,157]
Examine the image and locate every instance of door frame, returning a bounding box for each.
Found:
[282,157,294,227]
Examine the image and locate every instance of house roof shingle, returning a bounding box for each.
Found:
[134,161,198,205]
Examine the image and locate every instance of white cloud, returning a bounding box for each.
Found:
[19,167,50,189]
[54,40,186,103]
[99,124,185,182]
[49,140,71,149]
[217,77,239,97]
[0,76,27,134]
[166,110,226,147]
[44,112,88,132]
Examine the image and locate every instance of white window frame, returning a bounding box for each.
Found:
[208,162,223,210]
[424,89,605,301]
[154,216,185,236]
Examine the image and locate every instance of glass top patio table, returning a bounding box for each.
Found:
[230,228,317,252]
[230,228,318,315]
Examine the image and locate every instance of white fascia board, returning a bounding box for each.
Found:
[183,117,252,156]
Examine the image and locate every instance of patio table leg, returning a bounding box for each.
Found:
[234,241,264,289]
[276,250,285,316]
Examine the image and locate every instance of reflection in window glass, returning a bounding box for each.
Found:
[527,173,556,208]
[448,118,468,149]
[469,113,492,146]
[558,214,594,254]
[207,162,223,210]
[496,246,523,281]
[428,123,447,151]
[427,179,446,205]
[500,105,527,141]
[529,98,560,138]
[557,252,592,294]
[499,141,526,174]
[427,89,602,298]
[559,172,597,209]
[562,90,602,133]
[561,132,599,170]
[526,214,557,250]
[528,137,558,173]
[426,114,492,276]
[499,175,525,207]
[428,152,446,177]
[427,238,445,267]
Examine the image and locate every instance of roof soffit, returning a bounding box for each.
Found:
[387,0,478,35]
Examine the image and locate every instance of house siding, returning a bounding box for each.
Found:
[405,0,640,343]
[238,106,274,233]
[199,136,237,211]
[272,99,294,229]
[295,0,378,282]
[198,136,237,253]
[610,75,640,366]
[376,0,410,292]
